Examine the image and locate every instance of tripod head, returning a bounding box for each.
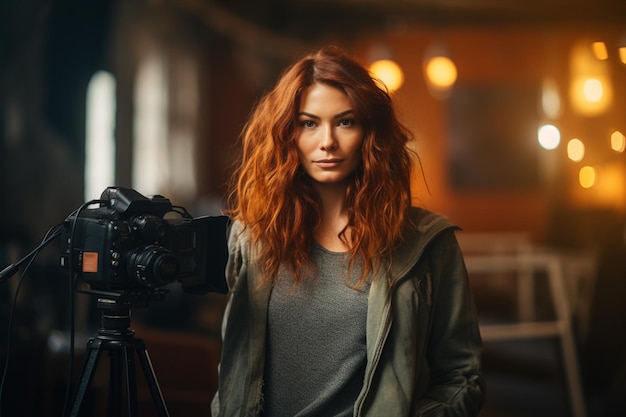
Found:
[85,287,169,310]
[81,288,169,339]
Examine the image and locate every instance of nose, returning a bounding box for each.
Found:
[320,125,337,151]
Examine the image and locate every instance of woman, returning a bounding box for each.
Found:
[211,45,485,417]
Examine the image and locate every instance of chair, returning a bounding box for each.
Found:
[458,232,593,417]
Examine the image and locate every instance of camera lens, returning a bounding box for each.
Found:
[126,245,180,287]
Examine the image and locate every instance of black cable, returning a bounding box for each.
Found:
[61,199,101,417]
[0,226,62,284]
[171,205,193,219]
[0,223,63,417]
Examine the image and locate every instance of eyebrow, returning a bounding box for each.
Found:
[297,110,354,120]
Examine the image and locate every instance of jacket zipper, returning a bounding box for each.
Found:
[353,217,455,416]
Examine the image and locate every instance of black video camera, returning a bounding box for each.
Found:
[59,187,229,295]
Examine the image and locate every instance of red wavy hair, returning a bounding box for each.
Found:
[227,45,416,287]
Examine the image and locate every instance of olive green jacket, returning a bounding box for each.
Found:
[211,207,485,416]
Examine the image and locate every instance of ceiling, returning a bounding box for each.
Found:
[170,0,626,61]
[211,0,626,37]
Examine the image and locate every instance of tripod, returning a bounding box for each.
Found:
[68,292,170,417]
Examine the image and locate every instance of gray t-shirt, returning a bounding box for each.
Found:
[262,243,370,417]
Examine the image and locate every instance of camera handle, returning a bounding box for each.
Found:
[67,298,170,417]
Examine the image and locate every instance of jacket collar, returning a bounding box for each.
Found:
[379,207,458,286]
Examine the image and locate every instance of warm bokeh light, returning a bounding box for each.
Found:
[567,138,585,162]
[369,59,404,92]
[592,41,608,60]
[538,124,561,150]
[541,78,562,119]
[570,40,613,115]
[579,166,596,188]
[582,78,604,102]
[620,47,626,64]
[424,56,458,89]
[571,163,626,212]
[611,130,626,152]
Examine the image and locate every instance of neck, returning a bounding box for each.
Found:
[313,181,351,252]
[314,181,348,218]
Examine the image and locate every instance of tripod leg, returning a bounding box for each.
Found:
[104,343,140,417]
[106,348,123,417]
[135,339,170,417]
[123,343,139,417]
[69,339,104,417]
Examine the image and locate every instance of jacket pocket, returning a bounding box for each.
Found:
[414,272,433,307]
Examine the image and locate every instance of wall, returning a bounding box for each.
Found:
[350,23,626,243]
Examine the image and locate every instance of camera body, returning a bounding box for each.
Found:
[60,187,228,295]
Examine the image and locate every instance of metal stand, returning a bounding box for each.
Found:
[68,294,170,417]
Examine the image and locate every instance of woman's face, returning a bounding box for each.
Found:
[295,83,364,186]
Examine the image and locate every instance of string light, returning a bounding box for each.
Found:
[423,43,457,99]
[369,59,404,92]
[567,138,585,162]
[538,124,561,150]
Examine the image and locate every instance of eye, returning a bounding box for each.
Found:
[338,118,355,127]
[300,120,317,128]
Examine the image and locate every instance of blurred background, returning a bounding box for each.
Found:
[1,0,625,416]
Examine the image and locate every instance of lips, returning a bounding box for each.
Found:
[314,158,343,168]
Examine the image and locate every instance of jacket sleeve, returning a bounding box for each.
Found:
[210,220,245,417]
[414,230,486,417]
